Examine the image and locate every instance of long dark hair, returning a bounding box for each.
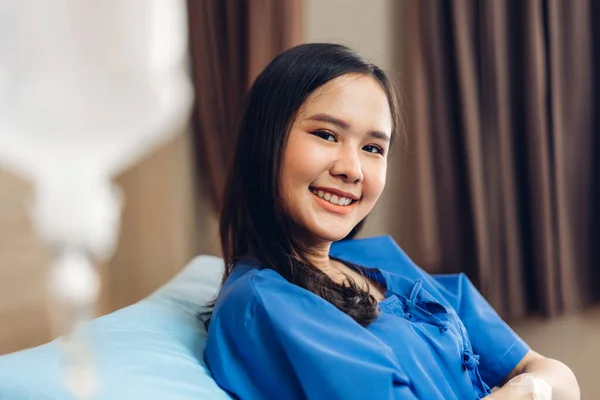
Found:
[208,43,402,328]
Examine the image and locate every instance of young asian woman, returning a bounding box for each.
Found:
[203,43,579,400]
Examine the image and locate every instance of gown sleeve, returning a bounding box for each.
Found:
[432,273,530,388]
[205,269,419,400]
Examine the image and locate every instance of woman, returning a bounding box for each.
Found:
[203,43,579,400]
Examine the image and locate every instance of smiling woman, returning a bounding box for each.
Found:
[281,74,391,245]
[202,43,579,400]
[208,44,401,329]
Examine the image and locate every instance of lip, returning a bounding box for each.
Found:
[309,186,361,201]
[311,192,356,215]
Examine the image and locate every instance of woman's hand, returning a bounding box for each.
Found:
[482,373,552,400]
[496,350,579,399]
[481,386,534,400]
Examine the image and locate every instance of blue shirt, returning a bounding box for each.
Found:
[205,236,529,399]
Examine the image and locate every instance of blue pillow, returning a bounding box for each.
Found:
[0,256,232,400]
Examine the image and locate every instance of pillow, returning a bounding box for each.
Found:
[0,255,232,400]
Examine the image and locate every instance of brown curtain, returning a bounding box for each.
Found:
[397,0,599,320]
[186,0,303,210]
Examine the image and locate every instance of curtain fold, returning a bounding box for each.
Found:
[187,0,303,210]
[398,0,598,319]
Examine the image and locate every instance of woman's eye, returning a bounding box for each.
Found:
[363,145,385,155]
[312,130,336,142]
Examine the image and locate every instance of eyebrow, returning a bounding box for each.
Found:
[306,113,391,142]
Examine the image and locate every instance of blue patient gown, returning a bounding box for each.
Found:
[204,236,529,399]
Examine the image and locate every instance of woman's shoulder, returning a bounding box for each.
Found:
[213,260,356,327]
[331,235,428,278]
[331,236,472,309]
[216,263,279,307]
[213,261,320,318]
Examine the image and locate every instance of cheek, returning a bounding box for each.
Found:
[280,147,313,207]
[364,164,387,200]
[281,155,303,195]
[282,139,326,186]
[279,165,297,214]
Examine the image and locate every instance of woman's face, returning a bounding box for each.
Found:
[280,74,392,243]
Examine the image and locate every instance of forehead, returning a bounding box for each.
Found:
[296,74,392,133]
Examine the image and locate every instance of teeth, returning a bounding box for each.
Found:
[310,188,354,207]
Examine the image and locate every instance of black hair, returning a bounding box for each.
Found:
[205,43,403,328]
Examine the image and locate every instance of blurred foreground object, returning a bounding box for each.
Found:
[0,0,192,398]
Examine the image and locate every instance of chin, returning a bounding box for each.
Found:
[312,227,354,243]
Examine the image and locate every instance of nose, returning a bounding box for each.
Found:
[330,145,363,183]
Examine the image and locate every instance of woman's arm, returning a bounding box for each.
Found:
[431,274,579,398]
[484,350,580,400]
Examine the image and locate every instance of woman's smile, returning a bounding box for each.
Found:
[310,189,357,215]
[309,186,359,215]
